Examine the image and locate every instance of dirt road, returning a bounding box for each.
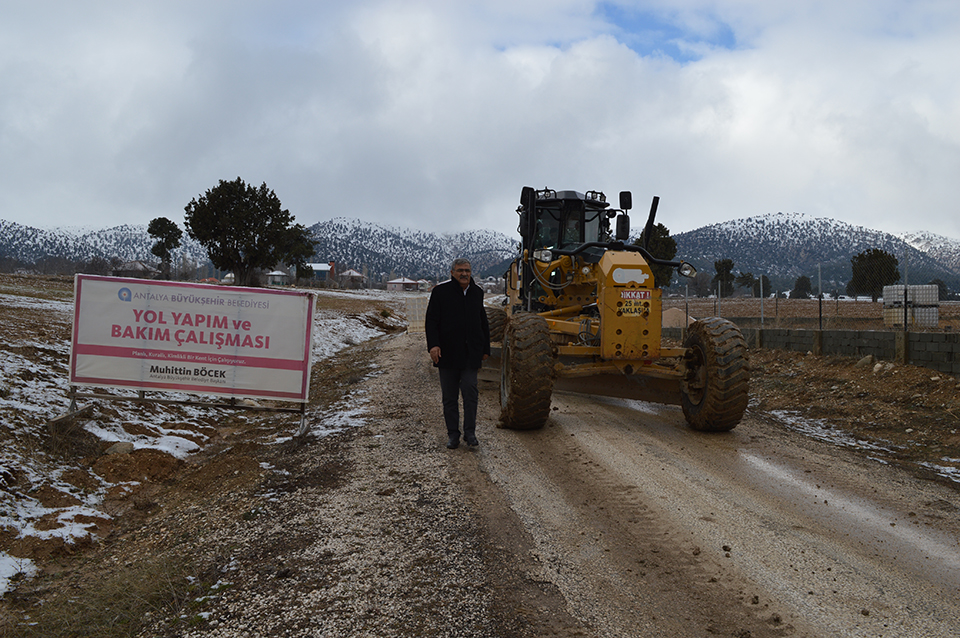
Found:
[445,333,960,637]
[5,285,960,637]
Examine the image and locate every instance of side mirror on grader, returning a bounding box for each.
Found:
[615,213,630,241]
[488,186,749,433]
[615,190,632,240]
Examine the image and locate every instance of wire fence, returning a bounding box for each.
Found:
[666,247,960,307]
[662,295,960,333]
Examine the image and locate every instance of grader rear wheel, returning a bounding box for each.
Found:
[485,306,507,343]
[498,312,554,430]
[681,317,750,432]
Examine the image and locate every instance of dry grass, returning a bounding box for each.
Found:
[0,274,74,302]
[3,554,196,638]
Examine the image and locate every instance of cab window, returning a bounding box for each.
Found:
[584,210,602,243]
[560,213,581,247]
[535,211,561,248]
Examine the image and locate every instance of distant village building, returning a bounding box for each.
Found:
[386,277,419,292]
[479,276,502,294]
[113,260,159,279]
[307,261,336,283]
[338,268,366,289]
[265,270,291,286]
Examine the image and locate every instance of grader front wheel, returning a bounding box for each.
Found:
[681,317,750,432]
[498,312,554,430]
[485,306,507,343]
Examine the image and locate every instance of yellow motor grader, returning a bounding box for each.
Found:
[487,186,749,432]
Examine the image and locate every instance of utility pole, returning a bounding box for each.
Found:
[760,276,764,326]
[904,245,909,286]
[818,263,823,330]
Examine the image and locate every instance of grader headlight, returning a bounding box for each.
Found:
[533,249,553,262]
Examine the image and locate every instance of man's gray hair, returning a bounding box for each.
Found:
[451,258,471,272]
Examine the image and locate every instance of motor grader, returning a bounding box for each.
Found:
[486,186,749,432]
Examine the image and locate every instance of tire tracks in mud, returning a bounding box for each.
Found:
[359,330,960,637]
[470,393,801,638]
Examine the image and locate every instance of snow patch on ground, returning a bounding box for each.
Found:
[0,555,37,597]
[0,293,73,314]
[0,286,400,594]
[312,310,384,361]
[771,410,960,484]
[771,410,900,453]
[918,459,960,483]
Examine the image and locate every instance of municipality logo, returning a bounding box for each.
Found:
[118,287,132,302]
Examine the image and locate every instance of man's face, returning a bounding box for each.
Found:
[452,264,471,289]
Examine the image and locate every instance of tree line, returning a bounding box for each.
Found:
[150,177,315,287]
[639,227,954,301]
[706,249,951,301]
[1,178,315,286]
[0,255,125,276]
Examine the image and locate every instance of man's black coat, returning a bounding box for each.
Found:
[425,278,491,370]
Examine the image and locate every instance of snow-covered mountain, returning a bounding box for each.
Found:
[0,220,208,265]
[673,212,960,291]
[307,217,515,279]
[3,213,960,290]
[899,231,960,275]
[0,217,517,280]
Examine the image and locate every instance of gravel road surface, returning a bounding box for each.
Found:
[7,325,960,638]
[308,329,960,637]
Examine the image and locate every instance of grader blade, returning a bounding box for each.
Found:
[482,348,683,406]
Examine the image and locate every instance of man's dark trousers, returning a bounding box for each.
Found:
[438,367,479,440]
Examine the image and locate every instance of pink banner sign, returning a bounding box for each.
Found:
[70,275,315,402]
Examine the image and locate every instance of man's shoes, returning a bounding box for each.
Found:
[464,433,479,447]
[446,435,460,449]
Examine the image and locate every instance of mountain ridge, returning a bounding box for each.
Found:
[672,212,960,292]
[2,214,959,291]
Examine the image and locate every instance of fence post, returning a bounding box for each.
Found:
[903,286,908,331]
[895,330,908,365]
[760,276,764,326]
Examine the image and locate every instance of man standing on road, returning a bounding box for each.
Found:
[426,258,491,449]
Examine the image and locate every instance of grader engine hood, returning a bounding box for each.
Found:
[597,251,661,361]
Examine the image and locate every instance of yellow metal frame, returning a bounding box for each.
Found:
[502,249,688,384]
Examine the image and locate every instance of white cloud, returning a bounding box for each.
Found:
[0,0,958,240]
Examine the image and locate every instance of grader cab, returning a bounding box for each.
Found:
[487,186,749,432]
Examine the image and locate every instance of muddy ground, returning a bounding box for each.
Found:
[1,273,958,636]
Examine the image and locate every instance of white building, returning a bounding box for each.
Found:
[387,277,419,292]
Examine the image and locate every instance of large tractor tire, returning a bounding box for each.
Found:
[680,317,749,432]
[485,306,507,343]
[498,312,555,430]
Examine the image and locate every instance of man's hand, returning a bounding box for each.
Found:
[429,346,441,365]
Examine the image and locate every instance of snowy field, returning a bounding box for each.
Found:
[0,284,408,594]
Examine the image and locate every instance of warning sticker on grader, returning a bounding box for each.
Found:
[619,290,652,315]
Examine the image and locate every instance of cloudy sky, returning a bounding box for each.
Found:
[2,0,958,239]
